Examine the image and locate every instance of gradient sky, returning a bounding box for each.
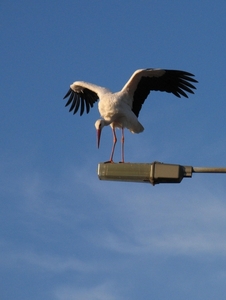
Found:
[1,1,226,299]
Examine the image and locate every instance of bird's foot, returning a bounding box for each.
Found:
[104,160,114,164]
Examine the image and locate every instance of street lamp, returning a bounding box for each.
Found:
[97,162,226,185]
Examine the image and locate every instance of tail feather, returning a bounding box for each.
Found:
[130,121,144,133]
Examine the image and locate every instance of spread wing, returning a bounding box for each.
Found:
[63,83,99,116]
[122,68,198,117]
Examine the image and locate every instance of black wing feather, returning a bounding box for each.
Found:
[132,70,198,117]
[63,87,99,116]
[66,91,75,109]
[63,89,72,99]
[73,95,80,114]
[80,93,85,116]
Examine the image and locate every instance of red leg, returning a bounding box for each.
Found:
[121,128,125,163]
[109,127,117,162]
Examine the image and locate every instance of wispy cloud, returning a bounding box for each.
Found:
[0,245,95,273]
[3,154,226,264]
[80,174,226,257]
[54,282,123,300]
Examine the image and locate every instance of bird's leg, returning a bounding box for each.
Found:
[121,128,125,163]
[109,127,117,162]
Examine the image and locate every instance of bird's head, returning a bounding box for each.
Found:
[94,119,105,148]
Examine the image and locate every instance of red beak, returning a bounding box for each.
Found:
[97,128,101,148]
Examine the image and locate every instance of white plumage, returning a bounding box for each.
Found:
[64,68,198,162]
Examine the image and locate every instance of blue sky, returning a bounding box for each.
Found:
[1,1,226,299]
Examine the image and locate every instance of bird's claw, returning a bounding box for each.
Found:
[104,160,114,164]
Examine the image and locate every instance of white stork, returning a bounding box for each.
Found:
[64,68,197,162]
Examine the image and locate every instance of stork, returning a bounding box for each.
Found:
[63,68,198,162]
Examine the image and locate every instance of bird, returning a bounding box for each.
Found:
[63,68,198,163]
